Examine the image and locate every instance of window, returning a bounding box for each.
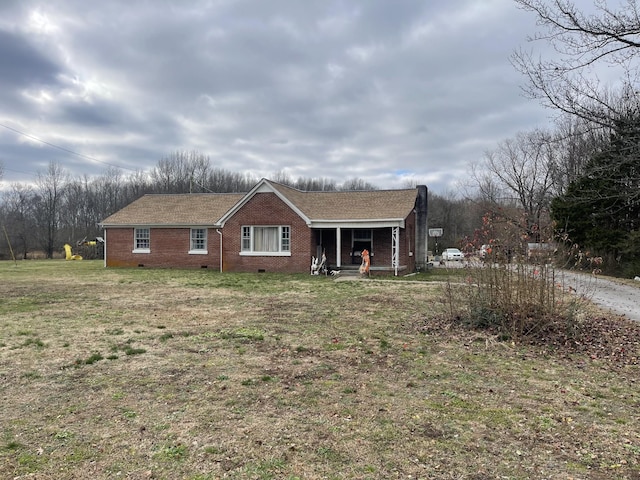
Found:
[281,226,290,252]
[134,228,150,253]
[240,226,291,256]
[352,228,373,258]
[242,226,251,251]
[353,229,372,241]
[254,227,278,252]
[190,228,207,254]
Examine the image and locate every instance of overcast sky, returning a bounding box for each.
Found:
[0,0,552,194]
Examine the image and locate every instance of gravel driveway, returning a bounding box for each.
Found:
[557,270,640,322]
[436,259,640,322]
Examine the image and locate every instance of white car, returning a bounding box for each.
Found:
[442,248,464,261]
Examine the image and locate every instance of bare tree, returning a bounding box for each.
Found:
[268,172,337,191]
[34,161,68,258]
[184,152,211,193]
[150,151,209,193]
[548,114,610,194]
[293,176,337,191]
[206,168,256,192]
[60,176,89,244]
[473,130,557,243]
[270,170,293,187]
[512,0,640,126]
[125,169,152,200]
[339,178,378,191]
[1,183,36,259]
[91,168,125,223]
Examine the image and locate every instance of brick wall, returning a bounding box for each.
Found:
[405,209,417,272]
[222,192,312,273]
[104,191,417,274]
[105,227,221,269]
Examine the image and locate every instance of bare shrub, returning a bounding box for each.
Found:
[449,211,590,343]
[452,262,587,343]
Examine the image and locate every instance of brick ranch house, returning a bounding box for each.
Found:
[99,179,429,275]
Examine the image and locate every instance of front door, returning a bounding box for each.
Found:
[351,229,372,265]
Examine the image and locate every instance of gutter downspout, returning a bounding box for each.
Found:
[103,228,107,268]
[216,229,223,272]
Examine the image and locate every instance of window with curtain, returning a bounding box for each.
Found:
[254,226,278,252]
[240,226,291,255]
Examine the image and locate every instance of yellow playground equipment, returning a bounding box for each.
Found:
[64,244,83,260]
[64,237,104,260]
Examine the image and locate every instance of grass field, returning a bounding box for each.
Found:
[0,260,639,479]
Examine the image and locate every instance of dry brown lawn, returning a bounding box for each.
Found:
[0,260,639,479]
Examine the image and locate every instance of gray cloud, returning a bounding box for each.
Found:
[0,30,61,87]
[0,0,547,193]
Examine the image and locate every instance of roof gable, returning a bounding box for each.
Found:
[217,178,310,226]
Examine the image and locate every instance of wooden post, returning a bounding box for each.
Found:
[2,225,17,266]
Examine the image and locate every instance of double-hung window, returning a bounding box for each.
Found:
[133,228,150,253]
[240,226,291,256]
[189,228,207,254]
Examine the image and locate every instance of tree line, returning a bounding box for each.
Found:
[0,148,478,261]
[0,151,423,260]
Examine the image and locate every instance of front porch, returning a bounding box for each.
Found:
[337,263,412,276]
[311,225,413,276]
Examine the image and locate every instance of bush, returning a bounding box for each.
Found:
[449,262,586,343]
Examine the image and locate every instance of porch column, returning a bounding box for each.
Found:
[391,226,399,276]
[336,227,341,268]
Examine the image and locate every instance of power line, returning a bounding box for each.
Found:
[0,122,136,172]
[3,166,35,177]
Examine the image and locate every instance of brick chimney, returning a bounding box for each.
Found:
[414,185,428,271]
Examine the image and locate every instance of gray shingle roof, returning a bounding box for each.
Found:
[100,180,418,226]
[100,193,245,226]
[270,182,417,221]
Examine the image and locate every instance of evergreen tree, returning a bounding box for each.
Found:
[551,114,640,272]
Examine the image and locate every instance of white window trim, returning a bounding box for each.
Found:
[133,228,150,254]
[240,251,292,257]
[239,225,291,256]
[189,228,208,255]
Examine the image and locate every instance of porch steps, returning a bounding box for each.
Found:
[330,265,362,278]
[330,264,410,277]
